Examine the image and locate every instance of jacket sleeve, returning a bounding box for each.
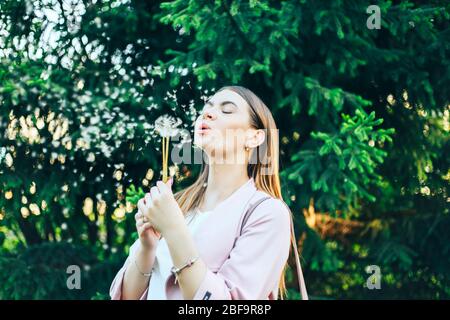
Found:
[192,198,291,300]
[109,239,151,300]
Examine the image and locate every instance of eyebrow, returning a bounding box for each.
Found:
[205,100,238,108]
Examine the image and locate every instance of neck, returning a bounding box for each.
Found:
[200,162,250,211]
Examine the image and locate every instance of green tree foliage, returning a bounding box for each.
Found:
[0,0,449,299]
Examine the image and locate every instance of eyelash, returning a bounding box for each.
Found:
[202,106,233,114]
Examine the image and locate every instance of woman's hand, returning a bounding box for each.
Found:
[134,209,160,250]
[137,178,185,237]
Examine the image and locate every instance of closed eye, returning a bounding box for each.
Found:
[222,103,236,114]
[202,101,237,114]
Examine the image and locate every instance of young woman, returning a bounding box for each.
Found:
[110,86,307,300]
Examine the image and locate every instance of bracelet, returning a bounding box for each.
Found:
[134,258,153,277]
[170,256,199,284]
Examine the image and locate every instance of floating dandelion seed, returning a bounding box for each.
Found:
[154,115,182,182]
[0,147,6,163]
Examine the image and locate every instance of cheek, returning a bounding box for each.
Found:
[227,116,250,129]
[223,127,250,150]
[224,131,246,150]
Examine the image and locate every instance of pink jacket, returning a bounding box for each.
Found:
[110,178,300,300]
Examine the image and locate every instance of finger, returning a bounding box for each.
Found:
[134,210,143,221]
[144,193,152,207]
[150,186,160,201]
[138,222,153,235]
[156,180,170,194]
[136,218,144,228]
[141,222,154,232]
[137,198,146,215]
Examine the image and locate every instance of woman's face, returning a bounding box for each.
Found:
[194,89,253,163]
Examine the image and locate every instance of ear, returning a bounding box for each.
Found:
[246,129,266,149]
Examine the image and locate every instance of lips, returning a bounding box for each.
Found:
[200,122,211,130]
[197,122,211,134]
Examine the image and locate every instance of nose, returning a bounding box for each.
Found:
[202,109,216,120]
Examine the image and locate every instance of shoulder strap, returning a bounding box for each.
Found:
[239,196,271,234]
[282,202,309,300]
[240,197,309,300]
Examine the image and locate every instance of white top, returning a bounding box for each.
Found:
[147,209,211,300]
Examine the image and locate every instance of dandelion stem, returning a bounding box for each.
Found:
[162,136,170,183]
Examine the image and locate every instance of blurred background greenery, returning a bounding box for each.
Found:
[0,0,449,299]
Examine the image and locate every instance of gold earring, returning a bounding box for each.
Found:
[245,146,250,152]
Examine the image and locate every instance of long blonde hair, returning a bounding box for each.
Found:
[173,85,292,299]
